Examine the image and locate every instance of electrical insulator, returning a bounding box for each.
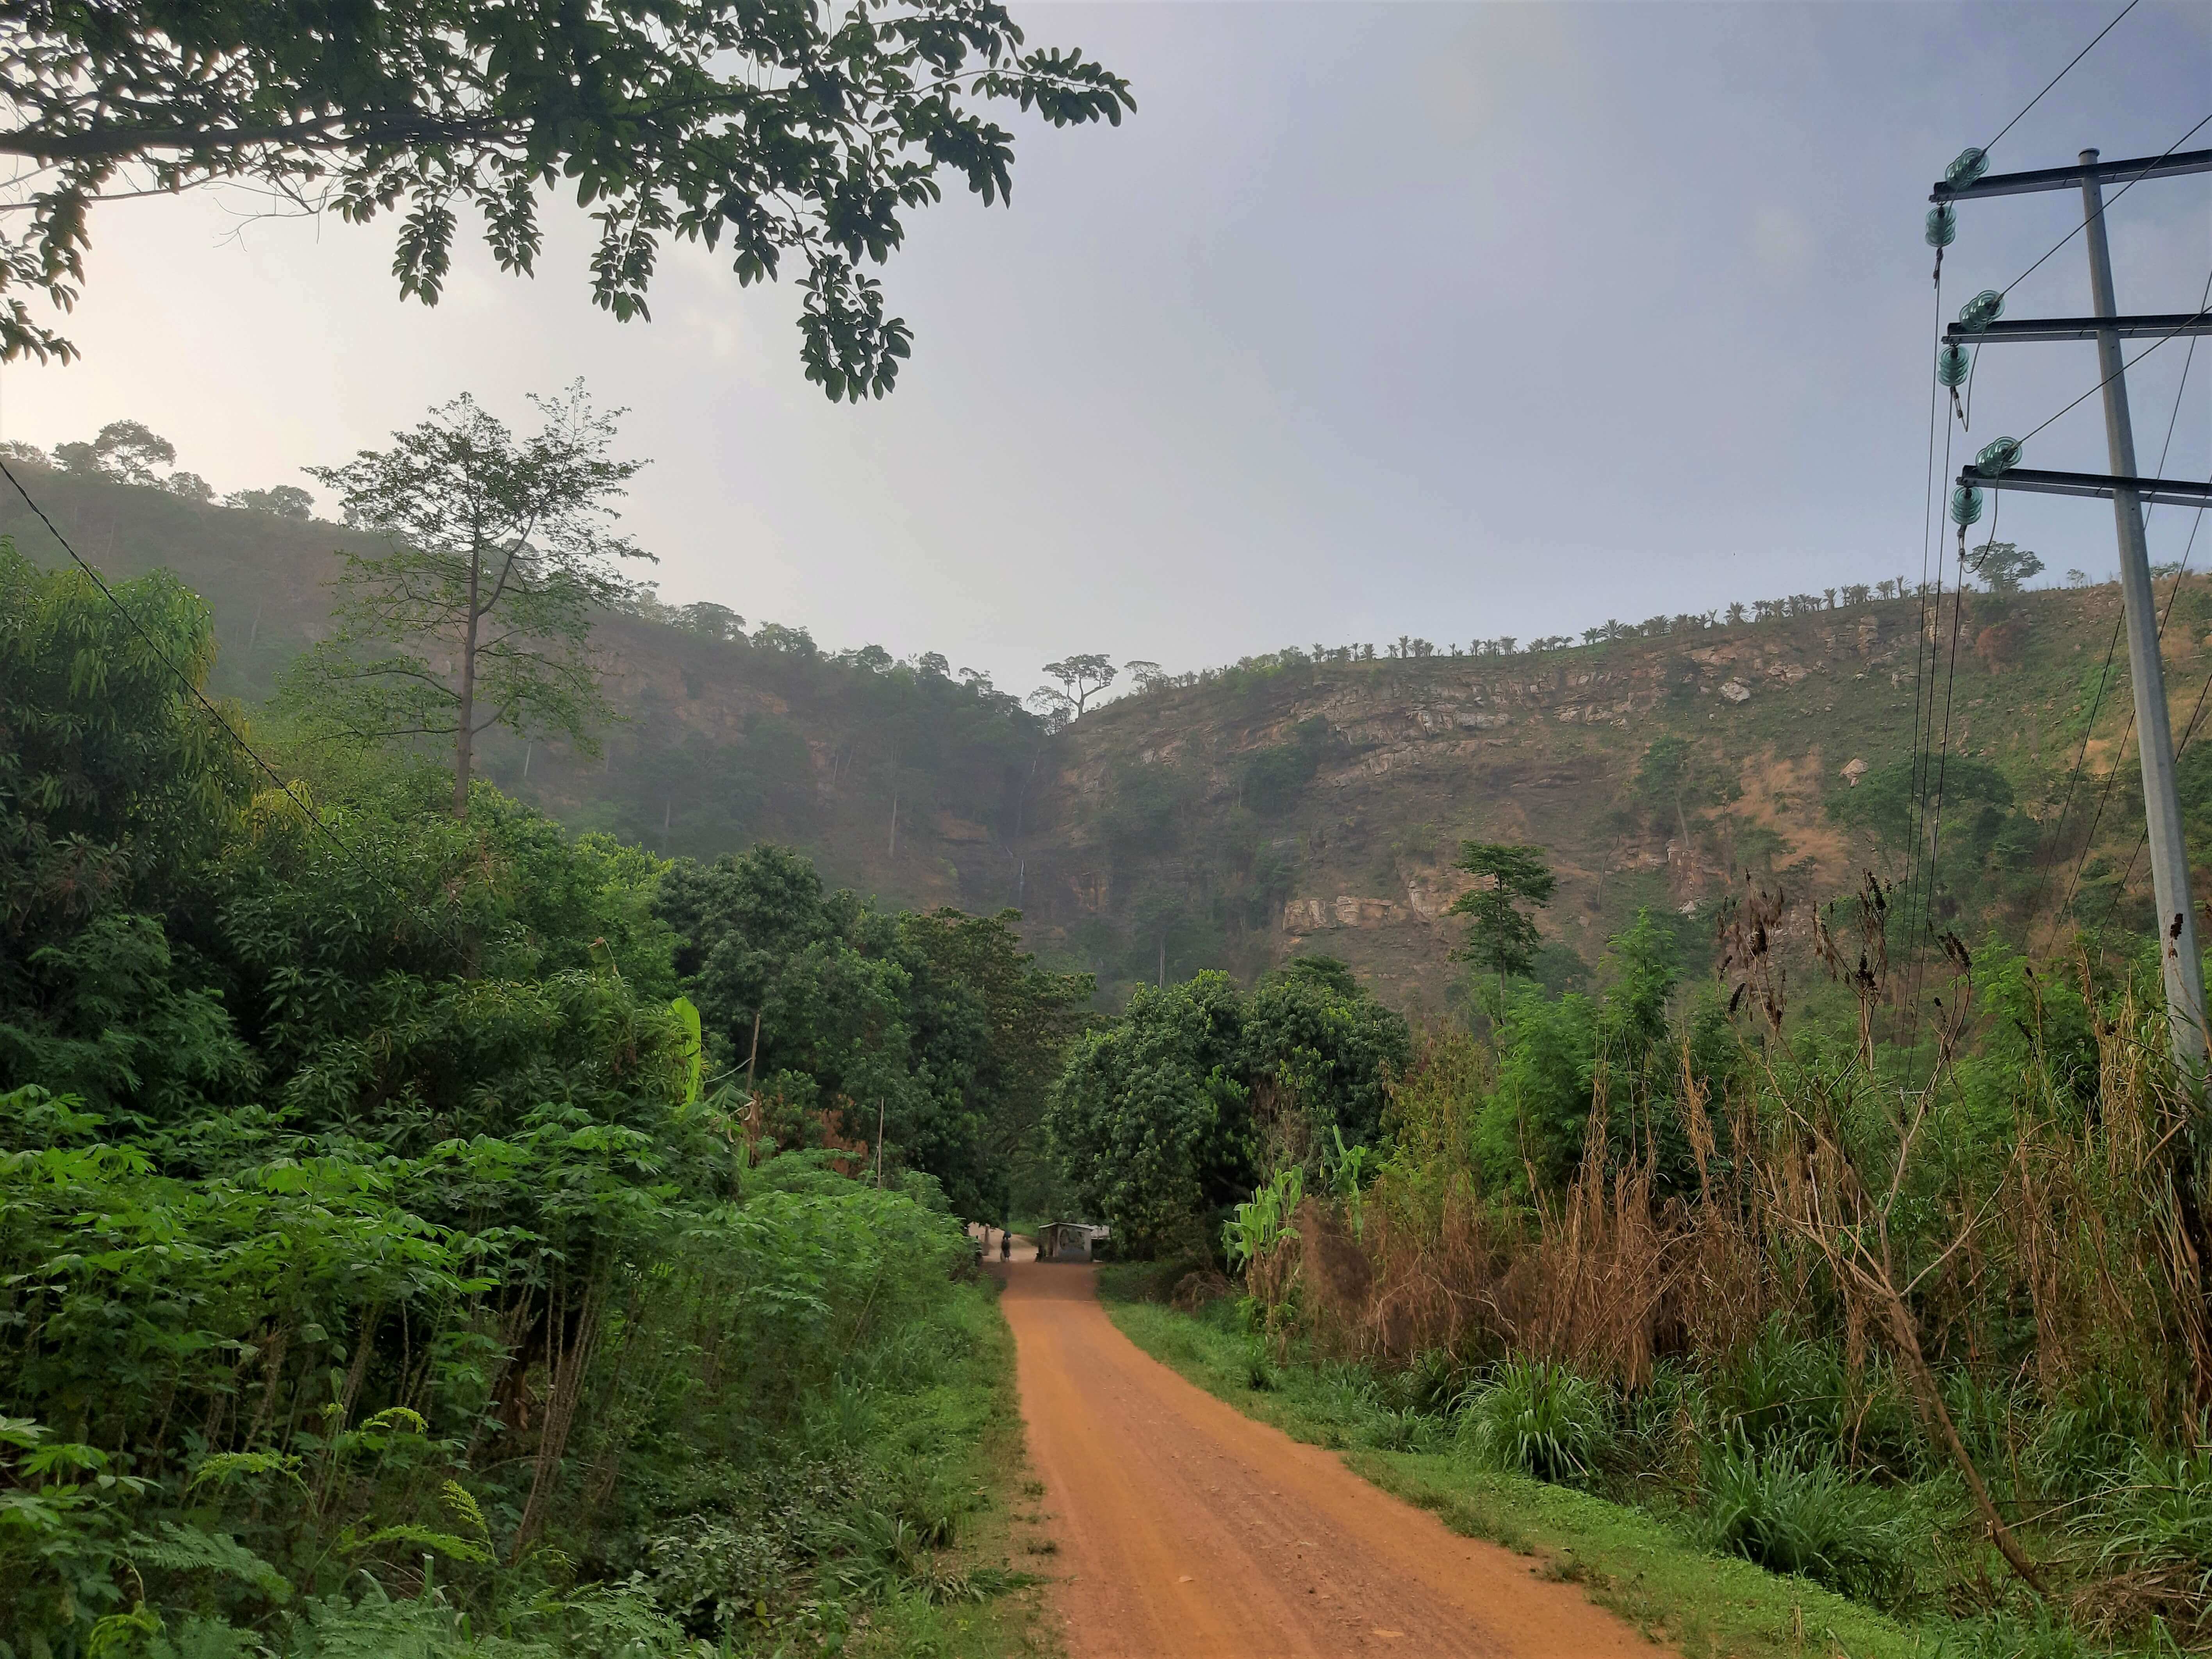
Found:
[1945,148,1989,189]
[1950,485,1985,527]
[1957,289,2005,333]
[1974,436,2023,476]
[1925,204,1957,248]
[1936,344,1971,387]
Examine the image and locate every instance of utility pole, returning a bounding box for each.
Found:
[2080,150,2206,1076]
[1935,144,2212,1074]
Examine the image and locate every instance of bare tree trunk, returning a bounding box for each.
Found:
[887,791,899,859]
[510,1277,606,1563]
[454,546,482,818]
[1877,1288,2047,1594]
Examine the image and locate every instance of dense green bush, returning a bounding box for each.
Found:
[1697,1437,1911,1606]
[0,544,1054,1655]
[1047,959,1410,1256]
[1455,1359,1613,1487]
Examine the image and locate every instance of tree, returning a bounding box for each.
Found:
[1447,842,1557,993]
[1970,541,2045,594]
[52,418,174,482]
[1046,963,1409,1255]
[162,470,212,501]
[225,485,315,519]
[656,845,1090,1215]
[1241,959,1411,1151]
[1827,754,2030,914]
[284,383,646,817]
[1124,658,1167,692]
[1636,733,1727,849]
[752,622,817,657]
[896,905,1094,1206]
[674,600,744,641]
[1042,653,1117,715]
[1026,687,1074,734]
[0,3,1134,374]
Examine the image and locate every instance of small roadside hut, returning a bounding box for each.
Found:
[1035,1221,1111,1262]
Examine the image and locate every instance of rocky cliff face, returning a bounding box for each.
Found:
[1014,583,2198,1009]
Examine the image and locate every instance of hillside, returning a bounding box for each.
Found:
[6,462,2203,1006]
[1014,581,2212,1008]
[0,463,1048,912]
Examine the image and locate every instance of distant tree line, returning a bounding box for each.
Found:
[1091,548,2062,705]
[617,585,1033,727]
[2,421,315,518]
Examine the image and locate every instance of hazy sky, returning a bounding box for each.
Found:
[6,2,2209,701]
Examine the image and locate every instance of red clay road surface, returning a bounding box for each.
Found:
[993,1254,1669,1659]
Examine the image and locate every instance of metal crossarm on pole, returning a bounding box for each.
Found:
[1955,466,2212,508]
[1944,310,2212,345]
[1930,146,2212,201]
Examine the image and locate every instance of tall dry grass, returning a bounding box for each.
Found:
[1264,1029,1780,1388]
[1255,989,2209,1425]
[1231,960,2212,1633]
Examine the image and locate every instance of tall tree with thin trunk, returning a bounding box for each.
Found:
[285,384,646,817]
[1447,842,1557,999]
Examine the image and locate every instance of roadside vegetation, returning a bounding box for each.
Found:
[1056,850,2212,1657]
[0,545,1073,1657]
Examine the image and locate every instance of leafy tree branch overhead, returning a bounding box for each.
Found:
[0,0,1136,391]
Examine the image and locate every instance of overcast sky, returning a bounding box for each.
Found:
[6,2,2209,701]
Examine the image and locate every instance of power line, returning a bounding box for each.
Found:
[1916,511,1987,985]
[2078,503,2211,935]
[2053,514,2208,926]
[2010,306,2212,451]
[0,457,453,942]
[1997,112,2212,303]
[1881,273,1950,1061]
[1896,269,1966,1058]
[2043,263,2212,932]
[2089,667,2211,939]
[1981,0,2141,157]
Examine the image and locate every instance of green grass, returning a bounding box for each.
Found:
[845,1278,1064,1659]
[1094,1267,1930,1659]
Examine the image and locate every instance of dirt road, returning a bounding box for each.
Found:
[994,1256,1666,1659]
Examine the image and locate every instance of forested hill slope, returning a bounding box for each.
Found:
[0,463,1049,913]
[7,462,2205,1008]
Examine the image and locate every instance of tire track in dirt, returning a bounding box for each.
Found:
[993,1255,1670,1659]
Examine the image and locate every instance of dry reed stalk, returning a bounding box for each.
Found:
[1763,1081,2048,1594]
[1298,1029,1781,1381]
[1520,1096,1670,1386]
[1985,978,2209,1421]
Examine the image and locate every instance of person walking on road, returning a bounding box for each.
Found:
[1000,1229,1012,1261]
